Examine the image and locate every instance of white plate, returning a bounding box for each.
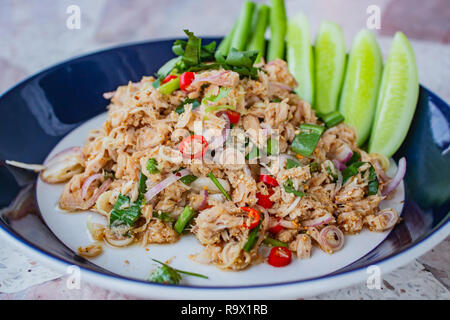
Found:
[34,113,407,290]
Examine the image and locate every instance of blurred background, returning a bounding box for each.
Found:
[1,0,449,99]
[0,0,449,300]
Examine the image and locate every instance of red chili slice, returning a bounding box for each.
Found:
[178,135,208,160]
[241,207,260,230]
[179,72,195,90]
[256,188,275,209]
[225,110,241,124]
[259,174,279,187]
[268,217,283,234]
[268,246,292,267]
[162,74,178,84]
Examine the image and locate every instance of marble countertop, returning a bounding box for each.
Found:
[0,0,449,299]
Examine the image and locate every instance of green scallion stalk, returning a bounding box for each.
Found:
[263,237,288,248]
[158,77,180,95]
[290,123,325,157]
[204,105,235,113]
[320,111,345,128]
[174,206,196,234]
[207,172,231,201]
[231,0,256,51]
[243,219,262,252]
[247,4,270,62]
[267,0,287,61]
[215,20,239,61]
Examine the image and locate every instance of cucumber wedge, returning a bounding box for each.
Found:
[314,21,346,114]
[287,12,314,105]
[339,30,383,146]
[368,32,419,158]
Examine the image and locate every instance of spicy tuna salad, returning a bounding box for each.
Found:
[32,31,404,272]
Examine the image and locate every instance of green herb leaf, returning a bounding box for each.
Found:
[182,29,202,66]
[286,159,300,169]
[176,98,201,114]
[266,138,279,156]
[367,165,379,196]
[283,179,306,197]
[138,172,147,201]
[147,158,160,174]
[180,174,198,185]
[342,161,365,184]
[110,194,142,227]
[310,162,319,173]
[263,237,289,248]
[174,206,196,234]
[207,172,231,201]
[153,211,175,223]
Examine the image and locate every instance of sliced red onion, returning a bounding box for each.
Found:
[145,169,191,201]
[372,158,390,183]
[196,189,209,211]
[303,213,334,227]
[332,159,346,171]
[85,178,112,208]
[319,225,344,253]
[335,168,343,190]
[382,157,406,196]
[335,144,353,163]
[377,208,399,231]
[81,174,103,200]
[46,146,82,166]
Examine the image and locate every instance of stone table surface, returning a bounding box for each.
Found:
[0,0,449,299]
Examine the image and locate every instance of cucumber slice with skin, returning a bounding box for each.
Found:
[314,21,346,114]
[368,32,419,158]
[287,12,314,105]
[339,30,383,146]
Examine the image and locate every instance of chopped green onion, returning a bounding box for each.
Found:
[263,237,289,248]
[245,145,260,160]
[319,111,345,128]
[286,158,300,169]
[147,158,160,174]
[174,206,196,234]
[290,123,325,157]
[207,172,232,201]
[283,179,306,197]
[271,97,281,103]
[346,151,361,165]
[138,172,147,201]
[202,87,231,104]
[243,217,262,252]
[158,77,180,95]
[266,138,279,156]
